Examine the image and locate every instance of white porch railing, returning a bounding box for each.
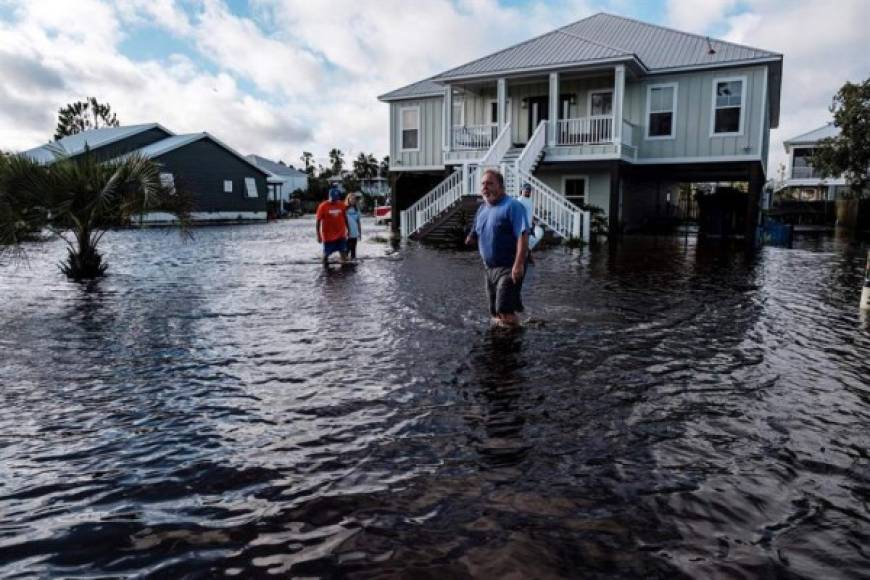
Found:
[452,124,498,150]
[791,166,822,179]
[479,122,512,167]
[557,116,614,145]
[517,120,547,179]
[510,166,589,242]
[399,169,463,238]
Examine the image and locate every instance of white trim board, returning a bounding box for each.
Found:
[137,211,267,223]
[632,154,761,164]
[645,82,678,140]
[710,75,748,137]
[399,105,421,152]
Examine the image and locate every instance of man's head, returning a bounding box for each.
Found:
[521,183,532,197]
[480,169,505,205]
[328,186,342,202]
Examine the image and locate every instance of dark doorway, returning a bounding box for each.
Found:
[526,96,549,141]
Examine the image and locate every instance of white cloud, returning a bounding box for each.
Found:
[720,0,870,172]
[666,0,738,33]
[1,0,865,175]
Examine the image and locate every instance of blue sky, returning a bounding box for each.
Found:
[0,0,867,172]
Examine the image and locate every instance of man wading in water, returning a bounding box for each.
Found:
[465,168,530,327]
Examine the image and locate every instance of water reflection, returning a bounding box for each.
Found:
[0,221,868,578]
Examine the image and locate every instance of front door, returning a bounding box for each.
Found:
[526,96,549,142]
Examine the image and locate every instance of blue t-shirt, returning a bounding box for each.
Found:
[346,206,361,238]
[472,195,529,268]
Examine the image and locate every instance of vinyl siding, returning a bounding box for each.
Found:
[390,97,444,170]
[624,65,767,160]
[153,140,268,213]
[534,168,611,217]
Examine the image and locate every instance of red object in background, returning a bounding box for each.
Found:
[374,205,391,223]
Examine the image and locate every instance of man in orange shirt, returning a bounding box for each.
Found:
[315,186,350,266]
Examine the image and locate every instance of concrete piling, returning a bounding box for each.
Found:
[861,250,870,312]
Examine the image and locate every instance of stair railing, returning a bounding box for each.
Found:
[516,120,548,179]
[513,166,589,242]
[479,122,512,168]
[400,169,463,238]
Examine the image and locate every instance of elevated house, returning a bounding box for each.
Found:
[246,154,309,213]
[22,124,270,222]
[773,123,846,201]
[378,12,782,241]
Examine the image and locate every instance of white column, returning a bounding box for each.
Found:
[497,78,507,134]
[548,72,559,146]
[444,85,453,151]
[613,65,625,144]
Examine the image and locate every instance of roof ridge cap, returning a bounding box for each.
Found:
[600,12,781,57]
[434,12,605,81]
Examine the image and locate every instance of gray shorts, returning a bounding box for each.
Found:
[485,266,524,316]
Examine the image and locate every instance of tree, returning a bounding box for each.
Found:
[328,148,344,176]
[352,152,379,180]
[812,77,870,198]
[379,155,390,178]
[0,149,190,280]
[54,97,120,140]
[300,151,314,175]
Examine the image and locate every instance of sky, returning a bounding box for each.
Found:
[0,0,867,173]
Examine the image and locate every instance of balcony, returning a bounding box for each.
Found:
[452,124,498,150]
[791,166,822,179]
[556,116,614,145]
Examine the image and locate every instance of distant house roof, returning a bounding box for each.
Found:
[136,133,268,177]
[783,123,839,151]
[21,123,170,163]
[378,12,782,124]
[245,154,308,178]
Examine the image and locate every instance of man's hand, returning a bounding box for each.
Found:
[465,233,476,246]
[317,235,322,243]
[511,262,524,283]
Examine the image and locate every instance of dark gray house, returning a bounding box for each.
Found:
[22,123,270,222]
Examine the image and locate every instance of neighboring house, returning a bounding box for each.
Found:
[378,12,783,239]
[773,123,846,201]
[22,123,270,222]
[245,154,309,211]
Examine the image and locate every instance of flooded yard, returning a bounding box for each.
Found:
[1,218,868,578]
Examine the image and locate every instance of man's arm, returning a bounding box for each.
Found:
[511,232,529,283]
[315,219,322,243]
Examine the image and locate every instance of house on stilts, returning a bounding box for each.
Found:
[378,12,782,242]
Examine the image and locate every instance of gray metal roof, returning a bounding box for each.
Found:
[137,133,269,177]
[246,154,307,177]
[381,12,782,100]
[783,123,839,149]
[21,123,166,163]
[378,77,444,102]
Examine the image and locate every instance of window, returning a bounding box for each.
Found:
[646,83,677,139]
[400,106,420,151]
[244,177,258,198]
[159,172,175,194]
[712,77,745,135]
[588,90,613,117]
[562,176,587,208]
[224,180,233,193]
[490,101,498,125]
[452,100,465,127]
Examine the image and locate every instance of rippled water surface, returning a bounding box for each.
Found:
[1,218,869,578]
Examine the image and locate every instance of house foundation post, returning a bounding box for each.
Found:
[608,162,621,236]
[390,172,401,234]
[746,162,763,248]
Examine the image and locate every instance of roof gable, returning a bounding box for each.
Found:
[784,123,839,147]
[21,123,171,163]
[137,133,269,177]
[381,12,782,100]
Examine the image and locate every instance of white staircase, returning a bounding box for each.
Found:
[400,119,589,242]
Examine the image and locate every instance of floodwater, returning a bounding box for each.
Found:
[1,218,868,579]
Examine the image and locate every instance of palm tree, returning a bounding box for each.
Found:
[0,149,190,280]
[328,148,344,176]
[300,151,314,174]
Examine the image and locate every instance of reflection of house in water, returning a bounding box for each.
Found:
[772,123,846,202]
